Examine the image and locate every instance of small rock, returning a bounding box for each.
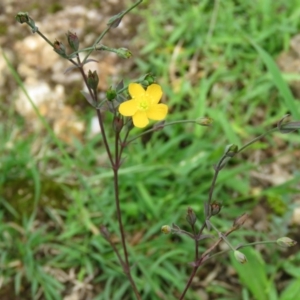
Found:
[291,203,300,225]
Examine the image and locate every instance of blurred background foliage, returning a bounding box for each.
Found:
[0,0,300,299]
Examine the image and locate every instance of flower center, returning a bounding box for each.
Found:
[137,96,149,111]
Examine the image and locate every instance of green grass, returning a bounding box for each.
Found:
[1,0,300,299]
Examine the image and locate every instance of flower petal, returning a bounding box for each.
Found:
[146,84,163,104]
[128,83,145,98]
[132,111,149,128]
[146,103,168,120]
[119,99,137,116]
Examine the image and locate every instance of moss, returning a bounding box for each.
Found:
[2,176,71,223]
[30,3,41,10]
[266,193,287,216]
[0,23,7,35]
[91,0,101,9]
[65,88,91,114]
[48,3,64,14]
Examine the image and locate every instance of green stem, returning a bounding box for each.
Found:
[207,220,235,251]
[237,127,277,154]
[82,26,111,64]
[82,0,143,64]
[207,240,280,261]
[236,240,277,248]
[36,29,54,47]
[127,119,204,144]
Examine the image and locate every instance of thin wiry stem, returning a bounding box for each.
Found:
[82,0,143,64]
[127,119,209,144]
[76,53,140,299]
[179,267,198,300]
[181,125,281,298]
[112,155,141,299]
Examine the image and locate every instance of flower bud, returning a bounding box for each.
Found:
[224,144,238,157]
[196,117,213,126]
[216,144,239,170]
[15,12,38,33]
[100,225,110,239]
[107,13,123,28]
[276,237,297,248]
[116,48,132,59]
[15,12,30,23]
[126,119,134,131]
[53,40,67,57]
[210,201,222,216]
[87,70,99,91]
[186,207,197,226]
[66,31,79,51]
[233,213,248,229]
[279,122,299,133]
[106,87,117,101]
[113,116,123,133]
[143,74,155,85]
[234,250,247,264]
[161,225,171,234]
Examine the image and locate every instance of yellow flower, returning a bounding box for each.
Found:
[118,83,168,128]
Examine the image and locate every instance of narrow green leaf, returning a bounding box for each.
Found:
[230,248,273,300]
[250,41,300,119]
[280,278,300,300]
